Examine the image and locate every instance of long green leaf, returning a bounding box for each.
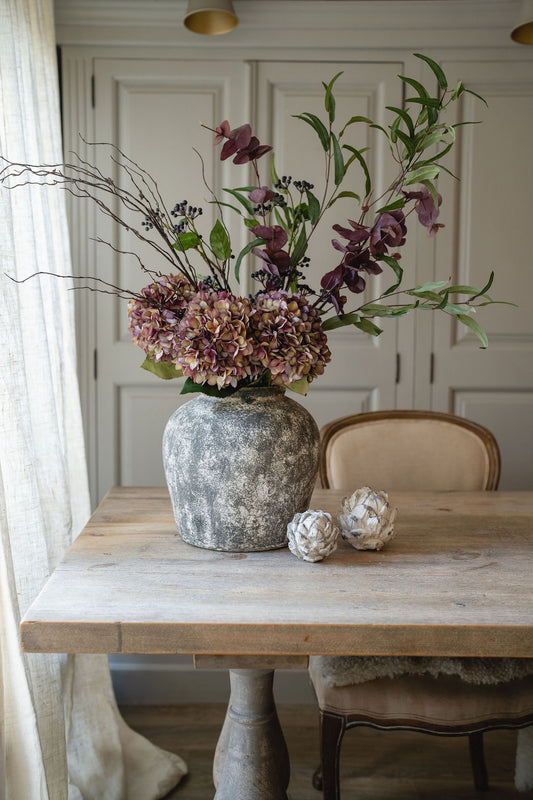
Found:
[456,314,489,349]
[141,357,183,380]
[414,53,448,90]
[306,190,320,224]
[470,270,494,301]
[235,237,265,283]
[392,127,416,158]
[354,318,383,336]
[322,312,360,331]
[222,188,254,215]
[290,226,308,267]
[332,133,345,185]
[209,219,231,260]
[270,154,280,188]
[404,165,440,185]
[339,115,374,137]
[386,105,415,137]
[380,254,403,296]
[328,190,361,207]
[293,112,330,151]
[342,145,371,198]
[464,88,488,107]
[376,197,405,214]
[324,72,343,123]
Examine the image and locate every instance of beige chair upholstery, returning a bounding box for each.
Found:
[311,410,533,799]
[320,410,500,492]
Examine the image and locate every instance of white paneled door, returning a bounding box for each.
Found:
[92,58,404,501]
[93,59,251,500]
[429,61,533,489]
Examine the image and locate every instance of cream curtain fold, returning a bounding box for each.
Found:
[0,0,186,797]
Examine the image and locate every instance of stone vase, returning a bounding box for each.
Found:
[162,386,320,552]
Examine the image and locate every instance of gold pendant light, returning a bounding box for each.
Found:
[511,0,533,43]
[184,0,238,35]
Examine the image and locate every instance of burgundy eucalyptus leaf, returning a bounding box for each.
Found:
[403,186,442,229]
[249,186,275,204]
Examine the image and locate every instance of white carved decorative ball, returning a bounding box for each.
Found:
[339,486,398,550]
[287,509,339,562]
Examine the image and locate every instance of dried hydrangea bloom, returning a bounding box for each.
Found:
[174,289,257,389]
[127,273,194,362]
[249,291,331,388]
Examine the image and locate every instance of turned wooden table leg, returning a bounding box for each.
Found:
[213,668,290,800]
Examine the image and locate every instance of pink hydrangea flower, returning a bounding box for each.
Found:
[127,274,194,362]
[249,292,331,388]
[174,290,258,389]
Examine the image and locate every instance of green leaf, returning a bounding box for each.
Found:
[339,115,374,137]
[235,237,265,282]
[354,318,383,336]
[376,197,405,214]
[322,312,360,331]
[451,81,465,101]
[456,314,489,349]
[404,96,442,109]
[470,270,494,301]
[328,190,361,207]
[180,377,237,398]
[414,53,448,91]
[243,218,259,229]
[222,188,254,216]
[360,303,414,318]
[293,112,330,151]
[392,127,416,158]
[409,289,446,302]
[270,154,280,188]
[420,179,440,208]
[416,129,445,152]
[342,145,371,198]
[464,88,488,107]
[386,105,415,137]
[324,72,343,123]
[209,200,243,215]
[173,231,201,252]
[411,279,450,292]
[306,190,320,225]
[209,219,231,261]
[290,225,308,267]
[380,254,404,296]
[141,357,183,381]
[332,133,345,185]
[287,375,310,396]
[404,165,440,185]
[399,74,431,100]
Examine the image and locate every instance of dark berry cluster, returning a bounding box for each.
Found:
[171,201,203,220]
[275,176,292,191]
[294,180,314,193]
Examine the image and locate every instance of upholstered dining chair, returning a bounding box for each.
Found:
[310,409,533,799]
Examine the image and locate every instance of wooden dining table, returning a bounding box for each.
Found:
[21,487,533,799]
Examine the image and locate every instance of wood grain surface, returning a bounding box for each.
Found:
[21,487,533,658]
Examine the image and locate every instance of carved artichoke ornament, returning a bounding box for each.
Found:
[339,486,398,551]
[287,486,398,562]
[287,510,339,562]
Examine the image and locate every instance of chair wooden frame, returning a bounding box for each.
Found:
[319,409,501,491]
[313,708,533,799]
[313,409,508,798]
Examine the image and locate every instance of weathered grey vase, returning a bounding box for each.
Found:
[162,387,320,552]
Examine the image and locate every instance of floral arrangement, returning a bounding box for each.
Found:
[2,54,502,397]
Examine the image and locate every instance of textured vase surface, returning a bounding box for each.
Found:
[162,387,320,552]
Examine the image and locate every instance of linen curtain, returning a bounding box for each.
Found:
[0,0,186,797]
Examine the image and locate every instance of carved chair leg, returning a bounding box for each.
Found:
[315,712,346,800]
[469,731,489,792]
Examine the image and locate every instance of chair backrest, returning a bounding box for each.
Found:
[320,410,500,491]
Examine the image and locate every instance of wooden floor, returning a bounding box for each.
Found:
[121,703,533,799]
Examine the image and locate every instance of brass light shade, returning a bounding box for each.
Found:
[184,0,238,35]
[511,0,533,43]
